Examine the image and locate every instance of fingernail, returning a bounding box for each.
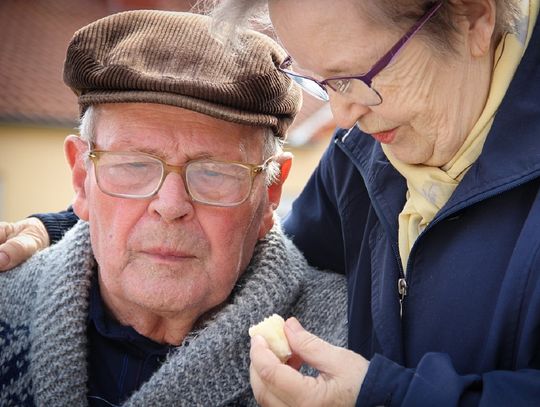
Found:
[285,317,303,333]
[0,252,9,268]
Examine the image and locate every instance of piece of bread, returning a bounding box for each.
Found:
[249,314,292,363]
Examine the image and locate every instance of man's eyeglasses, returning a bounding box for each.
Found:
[87,144,274,207]
[278,1,443,106]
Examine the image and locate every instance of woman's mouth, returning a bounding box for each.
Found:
[371,127,397,144]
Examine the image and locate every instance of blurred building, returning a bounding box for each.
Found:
[0,0,334,221]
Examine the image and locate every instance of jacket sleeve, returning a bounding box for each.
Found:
[357,353,540,407]
[31,206,79,245]
[283,136,346,273]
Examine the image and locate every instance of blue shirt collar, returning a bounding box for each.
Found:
[88,274,172,355]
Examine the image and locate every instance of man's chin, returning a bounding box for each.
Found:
[125,285,204,315]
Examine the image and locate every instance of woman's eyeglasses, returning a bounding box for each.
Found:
[278,1,443,106]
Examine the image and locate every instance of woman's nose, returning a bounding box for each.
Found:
[328,91,370,129]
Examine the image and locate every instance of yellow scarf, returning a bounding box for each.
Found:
[382,0,538,273]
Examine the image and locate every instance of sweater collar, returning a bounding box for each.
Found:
[28,221,306,406]
[124,222,307,406]
[29,221,95,406]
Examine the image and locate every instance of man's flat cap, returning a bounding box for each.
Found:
[63,10,302,138]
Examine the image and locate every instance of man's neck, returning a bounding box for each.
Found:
[98,280,200,346]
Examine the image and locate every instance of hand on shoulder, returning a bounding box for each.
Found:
[0,217,49,271]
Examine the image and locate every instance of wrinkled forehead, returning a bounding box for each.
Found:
[268,0,385,37]
[91,103,267,159]
[268,0,394,73]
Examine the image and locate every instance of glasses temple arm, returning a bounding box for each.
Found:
[364,1,443,83]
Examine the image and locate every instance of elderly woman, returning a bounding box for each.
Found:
[209,0,540,405]
[1,0,540,405]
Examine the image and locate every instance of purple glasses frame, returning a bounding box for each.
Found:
[278,1,443,105]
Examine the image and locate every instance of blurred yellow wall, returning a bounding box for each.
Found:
[276,140,329,217]
[0,125,74,221]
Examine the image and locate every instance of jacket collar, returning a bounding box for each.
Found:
[337,15,540,234]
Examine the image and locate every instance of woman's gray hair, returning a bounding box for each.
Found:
[78,105,283,186]
[203,0,270,46]
[207,0,522,54]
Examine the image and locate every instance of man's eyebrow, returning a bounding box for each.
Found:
[110,143,168,157]
[139,146,174,157]
[128,145,218,161]
[107,139,232,161]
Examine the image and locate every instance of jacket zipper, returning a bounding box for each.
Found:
[336,131,540,321]
[336,132,412,318]
[389,238,407,319]
[398,278,408,317]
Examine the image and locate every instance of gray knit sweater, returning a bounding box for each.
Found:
[0,221,347,406]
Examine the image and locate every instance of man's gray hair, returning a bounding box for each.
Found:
[78,105,283,186]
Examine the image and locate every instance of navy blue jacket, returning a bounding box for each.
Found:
[283,17,540,407]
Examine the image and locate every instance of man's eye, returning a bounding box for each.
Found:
[202,169,224,178]
[129,161,156,170]
[118,162,152,171]
[129,162,149,167]
[103,161,157,178]
[199,169,240,184]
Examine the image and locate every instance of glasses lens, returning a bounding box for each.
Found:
[186,161,252,206]
[94,152,163,197]
[286,73,329,101]
[326,78,382,106]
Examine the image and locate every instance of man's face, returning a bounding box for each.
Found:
[69,103,277,324]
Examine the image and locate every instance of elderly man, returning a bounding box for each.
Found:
[0,10,347,406]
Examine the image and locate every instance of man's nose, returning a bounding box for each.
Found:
[148,172,194,222]
[328,91,370,129]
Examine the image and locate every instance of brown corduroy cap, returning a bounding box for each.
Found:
[63,10,302,139]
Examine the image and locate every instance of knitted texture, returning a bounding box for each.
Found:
[31,208,78,244]
[63,10,302,139]
[0,221,347,406]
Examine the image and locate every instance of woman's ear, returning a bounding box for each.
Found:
[457,0,496,57]
[64,135,90,220]
[257,152,293,239]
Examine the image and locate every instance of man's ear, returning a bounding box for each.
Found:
[257,152,293,239]
[64,135,90,221]
[456,0,496,57]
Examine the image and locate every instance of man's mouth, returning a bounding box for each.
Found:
[142,248,196,262]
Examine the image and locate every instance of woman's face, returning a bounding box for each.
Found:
[269,0,492,166]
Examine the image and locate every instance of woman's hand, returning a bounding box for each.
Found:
[0,217,49,271]
[250,317,369,407]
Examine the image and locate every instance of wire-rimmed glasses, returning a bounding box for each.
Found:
[278,1,443,106]
[87,145,274,207]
